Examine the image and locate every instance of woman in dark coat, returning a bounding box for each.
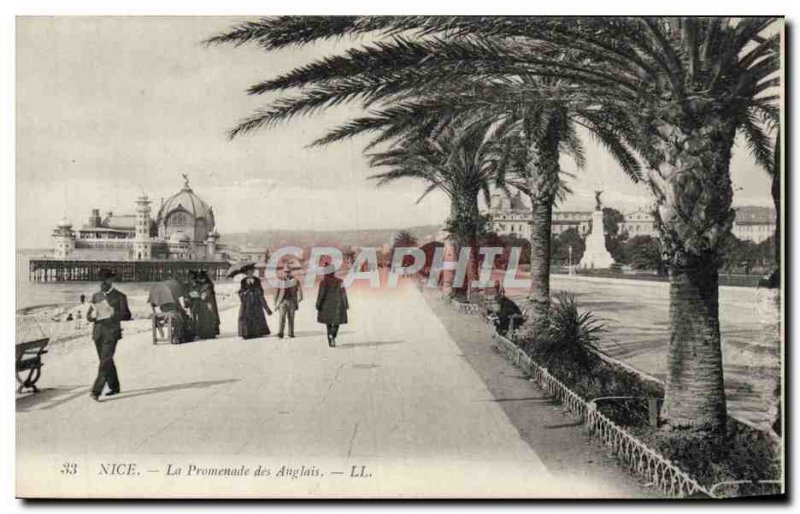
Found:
[189,270,221,339]
[237,265,273,339]
[316,268,348,348]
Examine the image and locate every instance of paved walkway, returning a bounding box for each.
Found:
[18,282,581,498]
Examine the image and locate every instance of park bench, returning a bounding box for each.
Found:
[486,307,528,341]
[507,310,527,340]
[16,338,49,393]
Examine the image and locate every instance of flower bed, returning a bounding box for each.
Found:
[448,293,782,498]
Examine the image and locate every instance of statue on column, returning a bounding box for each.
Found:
[580,189,615,269]
[594,190,603,211]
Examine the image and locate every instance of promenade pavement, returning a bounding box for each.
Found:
[18,282,590,498]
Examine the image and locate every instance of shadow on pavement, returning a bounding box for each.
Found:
[291,330,353,338]
[288,330,325,338]
[544,421,584,429]
[336,339,404,350]
[489,396,556,404]
[16,385,87,413]
[102,379,239,402]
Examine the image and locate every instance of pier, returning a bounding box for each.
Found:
[28,258,231,282]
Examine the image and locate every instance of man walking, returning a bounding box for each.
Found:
[275,267,302,338]
[86,268,132,401]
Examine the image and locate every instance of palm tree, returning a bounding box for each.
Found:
[392,230,418,249]
[208,25,642,321]
[369,115,512,298]
[328,93,637,322]
[524,18,780,434]
[209,16,781,436]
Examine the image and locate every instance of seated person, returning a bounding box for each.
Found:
[151,300,194,343]
[489,288,524,336]
[148,280,195,343]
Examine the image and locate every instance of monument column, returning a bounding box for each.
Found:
[578,191,615,270]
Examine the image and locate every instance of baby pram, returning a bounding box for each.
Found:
[147,279,194,344]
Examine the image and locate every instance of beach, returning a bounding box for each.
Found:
[15,250,241,346]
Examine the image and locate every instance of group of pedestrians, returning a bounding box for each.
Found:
[235,262,348,347]
[85,261,350,401]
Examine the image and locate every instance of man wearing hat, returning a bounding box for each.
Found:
[274,266,303,338]
[86,268,132,401]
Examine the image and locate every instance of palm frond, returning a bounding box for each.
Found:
[739,113,775,173]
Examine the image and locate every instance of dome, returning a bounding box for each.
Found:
[157,180,213,222]
[56,217,72,229]
[156,176,217,244]
[170,231,191,243]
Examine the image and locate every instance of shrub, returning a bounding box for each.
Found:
[639,420,781,491]
[514,293,780,494]
[525,292,606,368]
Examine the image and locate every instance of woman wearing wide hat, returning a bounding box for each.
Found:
[315,259,348,347]
[234,263,272,339]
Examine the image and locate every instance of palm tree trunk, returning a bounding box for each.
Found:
[448,191,481,301]
[523,115,562,328]
[772,135,781,274]
[661,254,727,431]
[768,135,781,435]
[528,199,553,323]
[465,196,481,300]
[649,118,736,435]
[441,239,457,295]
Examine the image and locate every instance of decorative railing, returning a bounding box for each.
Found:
[708,480,783,498]
[449,298,484,316]
[434,288,783,498]
[492,332,711,498]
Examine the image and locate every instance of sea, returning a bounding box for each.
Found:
[15,249,244,345]
[15,249,243,313]
[15,249,159,313]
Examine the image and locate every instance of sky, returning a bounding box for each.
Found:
[16,16,776,249]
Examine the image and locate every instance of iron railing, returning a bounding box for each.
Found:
[435,289,783,498]
[493,332,711,498]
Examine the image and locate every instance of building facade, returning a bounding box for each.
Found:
[618,208,659,238]
[488,192,593,239]
[51,177,226,261]
[488,192,774,243]
[488,192,536,238]
[731,206,776,243]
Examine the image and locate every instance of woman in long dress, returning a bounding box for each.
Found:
[189,270,220,339]
[316,266,348,348]
[237,265,272,339]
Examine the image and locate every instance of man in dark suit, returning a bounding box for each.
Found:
[86,268,132,401]
[490,287,524,336]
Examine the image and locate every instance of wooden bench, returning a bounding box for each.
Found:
[16,338,49,393]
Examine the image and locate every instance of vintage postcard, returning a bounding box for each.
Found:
[15,15,784,499]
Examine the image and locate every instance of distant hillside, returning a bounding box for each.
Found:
[221,225,441,250]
